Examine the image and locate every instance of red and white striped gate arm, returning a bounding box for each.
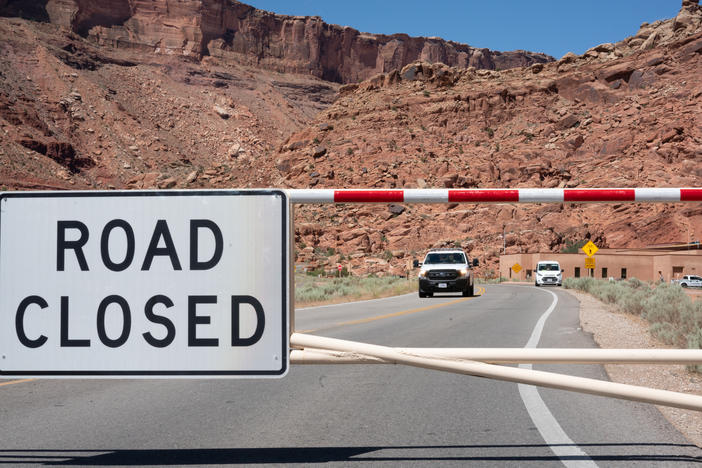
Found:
[286,185,702,411]
[288,187,702,204]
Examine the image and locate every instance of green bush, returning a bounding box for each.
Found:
[561,239,588,254]
[306,268,326,277]
[566,278,702,370]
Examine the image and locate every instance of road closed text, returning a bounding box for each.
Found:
[0,191,288,376]
[15,293,265,349]
[14,219,266,350]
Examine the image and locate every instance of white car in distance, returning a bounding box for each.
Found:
[676,275,702,288]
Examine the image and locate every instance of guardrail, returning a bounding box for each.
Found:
[289,187,702,411]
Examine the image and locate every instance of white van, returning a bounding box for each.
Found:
[535,260,562,287]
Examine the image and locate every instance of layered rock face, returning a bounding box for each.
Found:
[274,2,702,275]
[2,0,552,83]
[0,0,700,276]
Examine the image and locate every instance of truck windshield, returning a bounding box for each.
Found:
[538,263,560,271]
[424,253,465,264]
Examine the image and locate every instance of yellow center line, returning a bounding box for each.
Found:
[0,378,34,388]
[297,288,485,334]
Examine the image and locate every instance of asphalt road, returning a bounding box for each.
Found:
[1,284,701,467]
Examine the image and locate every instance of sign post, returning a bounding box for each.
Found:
[0,190,290,378]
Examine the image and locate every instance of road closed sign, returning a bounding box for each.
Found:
[0,190,290,378]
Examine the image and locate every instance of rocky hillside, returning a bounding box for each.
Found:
[276,1,702,276]
[0,0,700,277]
[0,0,551,84]
[0,12,340,191]
[0,0,550,193]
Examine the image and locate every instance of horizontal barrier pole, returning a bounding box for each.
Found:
[290,333,702,412]
[287,188,702,204]
[291,347,702,364]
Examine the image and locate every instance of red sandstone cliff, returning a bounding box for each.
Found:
[1,0,552,83]
[0,0,700,276]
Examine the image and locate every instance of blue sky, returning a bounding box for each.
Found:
[245,1,686,59]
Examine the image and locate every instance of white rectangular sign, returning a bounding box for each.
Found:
[0,190,290,377]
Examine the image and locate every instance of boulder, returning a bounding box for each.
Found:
[597,62,636,82]
[229,144,241,158]
[388,204,406,215]
[213,105,230,119]
[640,31,659,50]
[311,145,327,158]
[556,114,580,131]
[559,52,578,64]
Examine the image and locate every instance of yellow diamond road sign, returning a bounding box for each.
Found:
[582,241,599,257]
[512,263,522,274]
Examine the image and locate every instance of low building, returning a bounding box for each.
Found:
[499,245,702,283]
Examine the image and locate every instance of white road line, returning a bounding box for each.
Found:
[518,287,598,468]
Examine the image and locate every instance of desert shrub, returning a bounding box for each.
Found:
[563,277,596,293]
[295,273,416,305]
[686,327,702,373]
[642,283,700,347]
[306,268,326,277]
[619,288,648,316]
[593,281,625,304]
[626,277,646,289]
[560,239,588,254]
[567,278,702,369]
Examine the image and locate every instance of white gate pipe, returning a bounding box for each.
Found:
[290,333,702,412]
[290,347,702,365]
[287,188,702,204]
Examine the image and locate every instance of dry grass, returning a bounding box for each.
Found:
[564,277,702,369]
[295,273,417,307]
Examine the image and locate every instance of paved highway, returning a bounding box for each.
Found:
[1,284,701,466]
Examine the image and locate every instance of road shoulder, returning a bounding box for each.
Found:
[566,288,702,447]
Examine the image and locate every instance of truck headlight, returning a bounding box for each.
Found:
[458,268,468,277]
[419,271,427,278]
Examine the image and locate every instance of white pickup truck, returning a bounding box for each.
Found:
[674,275,702,288]
[414,248,478,298]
